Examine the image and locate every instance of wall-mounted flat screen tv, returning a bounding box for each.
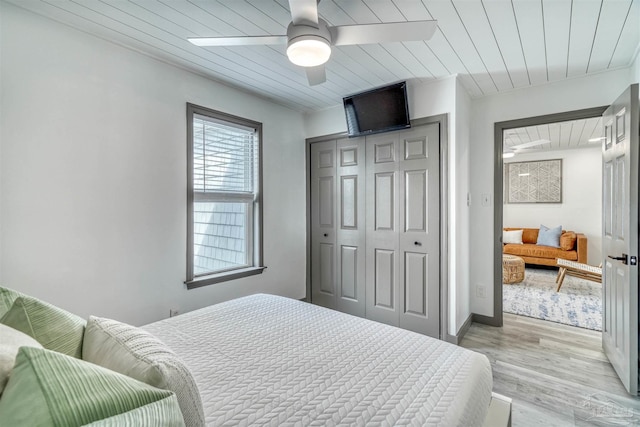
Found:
[343,82,411,137]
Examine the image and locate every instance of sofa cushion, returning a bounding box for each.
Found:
[536,224,562,248]
[0,346,184,426]
[521,228,539,244]
[503,229,523,244]
[0,296,85,359]
[560,231,577,251]
[504,243,578,261]
[82,316,204,427]
[0,323,43,394]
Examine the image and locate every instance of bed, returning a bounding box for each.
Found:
[143,294,503,426]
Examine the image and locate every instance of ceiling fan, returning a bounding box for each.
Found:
[187,0,437,86]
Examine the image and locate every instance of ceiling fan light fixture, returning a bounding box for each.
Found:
[287,36,331,67]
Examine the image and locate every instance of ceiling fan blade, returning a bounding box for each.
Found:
[288,0,319,25]
[188,35,287,47]
[306,65,326,86]
[330,20,437,46]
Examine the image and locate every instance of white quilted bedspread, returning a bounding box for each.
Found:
[143,294,492,427]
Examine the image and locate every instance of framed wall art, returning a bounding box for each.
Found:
[506,159,562,203]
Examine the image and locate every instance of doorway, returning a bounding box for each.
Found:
[490,85,640,397]
[499,115,605,331]
[492,107,608,327]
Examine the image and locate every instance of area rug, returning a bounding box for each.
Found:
[503,267,602,331]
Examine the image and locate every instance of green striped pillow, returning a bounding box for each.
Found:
[82,395,186,426]
[0,286,26,318]
[0,296,86,358]
[0,346,185,426]
[83,316,204,427]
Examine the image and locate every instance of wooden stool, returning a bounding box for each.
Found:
[503,255,525,284]
[556,258,602,292]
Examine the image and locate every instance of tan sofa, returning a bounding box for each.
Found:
[503,227,587,267]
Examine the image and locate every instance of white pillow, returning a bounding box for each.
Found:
[503,229,523,244]
[0,323,43,394]
[82,316,204,427]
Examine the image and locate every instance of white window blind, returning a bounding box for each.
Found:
[193,114,257,194]
[187,105,262,286]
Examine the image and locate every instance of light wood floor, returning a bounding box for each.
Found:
[460,313,640,426]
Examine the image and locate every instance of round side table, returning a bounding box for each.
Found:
[503,254,525,284]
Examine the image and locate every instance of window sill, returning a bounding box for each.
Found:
[185,266,266,290]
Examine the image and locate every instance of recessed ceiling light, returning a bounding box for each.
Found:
[588,137,605,142]
[503,152,515,159]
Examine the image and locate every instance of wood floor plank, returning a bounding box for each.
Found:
[460,314,640,426]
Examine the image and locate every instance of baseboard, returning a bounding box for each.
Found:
[445,313,473,344]
[473,313,502,327]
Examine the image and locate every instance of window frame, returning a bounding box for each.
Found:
[185,103,264,289]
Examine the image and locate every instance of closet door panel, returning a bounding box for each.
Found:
[398,124,440,338]
[374,249,395,309]
[365,133,400,326]
[404,252,428,316]
[339,245,358,300]
[404,170,427,233]
[311,140,337,309]
[335,137,366,316]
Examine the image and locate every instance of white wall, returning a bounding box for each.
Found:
[503,147,602,265]
[0,3,307,326]
[469,68,633,317]
[304,76,470,337]
[454,77,471,333]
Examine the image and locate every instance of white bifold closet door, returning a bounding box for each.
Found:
[310,123,440,338]
[365,124,440,338]
[311,137,366,317]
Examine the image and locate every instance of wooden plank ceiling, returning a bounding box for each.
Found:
[7,0,639,113]
[503,117,603,154]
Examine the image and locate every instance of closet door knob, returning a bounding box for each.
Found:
[323,233,328,237]
[414,241,422,246]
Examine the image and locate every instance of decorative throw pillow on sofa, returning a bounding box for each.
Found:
[536,224,562,248]
[0,346,184,426]
[503,229,523,244]
[0,323,43,394]
[0,296,85,359]
[560,231,577,251]
[82,316,205,427]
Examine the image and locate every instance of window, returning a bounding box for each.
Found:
[186,104,263,288]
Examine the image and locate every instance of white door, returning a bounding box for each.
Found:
[398,125,440,338]
[602,84,639,395]
[365,123,440,338]
[335,137,366,316]
[311,138,366,316]
[365,132,402,326]
[310,140,337,309]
